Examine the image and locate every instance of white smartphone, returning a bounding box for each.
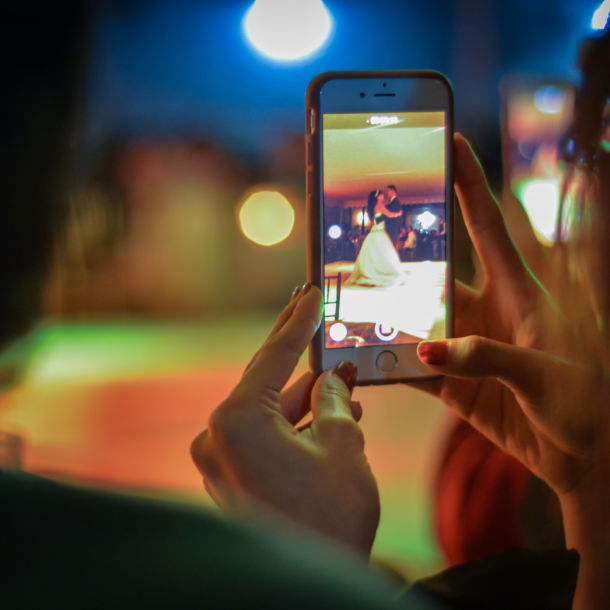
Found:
[306,71,454,385]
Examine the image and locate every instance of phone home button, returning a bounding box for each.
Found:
[376,351,397,374]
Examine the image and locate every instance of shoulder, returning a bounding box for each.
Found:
[1,472,427,610]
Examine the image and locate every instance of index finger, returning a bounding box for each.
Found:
[243,284,305,376]
[237,286,323,397]
[455,134,530,297]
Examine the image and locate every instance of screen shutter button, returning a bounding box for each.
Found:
[376,351,397,374]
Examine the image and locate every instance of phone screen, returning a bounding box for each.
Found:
[322,111,447,349]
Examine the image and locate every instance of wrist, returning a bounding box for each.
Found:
[557,471,610,610]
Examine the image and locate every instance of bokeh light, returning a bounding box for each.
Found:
[244,0,332,61]
[418,211,436,229]
[239,190,295,246]
[356,211,370,225]
[592,0,610,29]
[329,322,348,342]
[328,225,342,239]
[534,86,567,114]
[519,179,560,245]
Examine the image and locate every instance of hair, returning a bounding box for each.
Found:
[366,190,380,223]
[387,185,397,193]
[0,2,91,350]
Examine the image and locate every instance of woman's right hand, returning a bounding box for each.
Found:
[415,135,610,609]
[416,135,610,499]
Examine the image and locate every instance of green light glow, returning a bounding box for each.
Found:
[516,177,560,245]
[23,316,282,386]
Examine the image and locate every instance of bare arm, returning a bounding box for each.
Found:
[374,202,402,218]
[560,476,610,610]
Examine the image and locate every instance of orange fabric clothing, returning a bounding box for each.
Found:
[435,418,530,566]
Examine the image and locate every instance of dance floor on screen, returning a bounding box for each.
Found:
[325,261,446,341]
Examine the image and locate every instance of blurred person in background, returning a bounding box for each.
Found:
[404,225,417,261]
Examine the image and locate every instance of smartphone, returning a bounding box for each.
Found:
[500,77,575,245]
[306,71,454,384]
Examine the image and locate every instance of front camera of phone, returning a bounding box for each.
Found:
[360,92,365,98]
[383,83,387,87]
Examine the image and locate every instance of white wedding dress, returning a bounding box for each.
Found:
[344,216,404,287]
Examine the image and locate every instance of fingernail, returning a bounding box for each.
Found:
[418,341,448,366]
[332,360,358,392]
[302,281,312,295]
[350,401,363,423]
[291,285,301,301]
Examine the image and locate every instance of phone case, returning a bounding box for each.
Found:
[306,71,455,383]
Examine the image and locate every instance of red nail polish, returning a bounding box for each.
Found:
[302,281,312,295]
[291,286,301,301]
[332,360,357,392]
[418,341,448,366]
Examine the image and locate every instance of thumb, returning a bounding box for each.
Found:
[310,361,363,448]
[417,336,551,405]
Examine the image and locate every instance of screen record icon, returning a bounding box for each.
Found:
[375,323,399,342]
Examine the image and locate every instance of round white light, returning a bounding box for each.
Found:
[244,0,332,60]
[356,211,370,225]
[592,0,610,29]
[329,322,348,342]
[328,225,342,239]
[534,86,567,115]
[520,179,560,244]
[418,211,436,229]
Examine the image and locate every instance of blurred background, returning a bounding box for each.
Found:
[1,0,608,579]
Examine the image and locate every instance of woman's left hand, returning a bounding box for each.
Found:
[190,285,380,555]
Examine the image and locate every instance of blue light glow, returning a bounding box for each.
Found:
[534,86,567,115]
[244,0,332,61]
[592,0,610,29]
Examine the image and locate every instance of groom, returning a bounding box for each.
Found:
[383,185,403,251]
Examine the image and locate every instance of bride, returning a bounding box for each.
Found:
[345,190,404,287]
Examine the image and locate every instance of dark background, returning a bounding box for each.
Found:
[87,0,593,161]
[77,0,600,294]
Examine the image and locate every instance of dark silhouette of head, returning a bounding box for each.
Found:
[386,185,397,199]
[366,190,380,225]
[0,2,90,351]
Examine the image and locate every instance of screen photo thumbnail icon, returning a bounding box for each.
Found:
[329,322,348,342]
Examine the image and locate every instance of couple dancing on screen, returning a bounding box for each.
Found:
[345,185,406,288]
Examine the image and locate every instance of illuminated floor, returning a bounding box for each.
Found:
[325,261,446,340]
[0,315,448,577]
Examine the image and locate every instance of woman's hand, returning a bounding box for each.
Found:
[416,135,610,608]
[416,134,610,499]
[190,285,380,555]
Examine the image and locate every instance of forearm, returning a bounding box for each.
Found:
[376,203,401,218]
[559,476,610,610]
